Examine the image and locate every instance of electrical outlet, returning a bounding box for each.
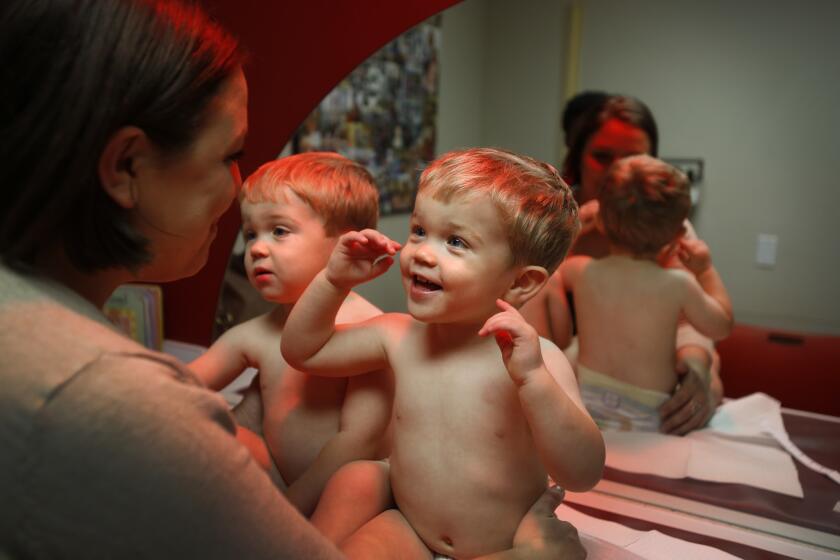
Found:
[664,158,704,184]
[756,233,778,268]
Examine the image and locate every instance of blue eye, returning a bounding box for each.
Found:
[273,226,290,238]
[447,236,467,249]
[242,229,256,241]
[411,225,425,238]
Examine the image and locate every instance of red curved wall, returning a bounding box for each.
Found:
[162,0,459,345]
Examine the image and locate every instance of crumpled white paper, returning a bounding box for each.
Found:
[558,503,740,560]
[601,393,839,497]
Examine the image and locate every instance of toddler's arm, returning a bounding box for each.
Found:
[286,369,393,516]
[281,230,401,377]
[678,238,733,340]
[189,324,251,390]
[479,300,604,492]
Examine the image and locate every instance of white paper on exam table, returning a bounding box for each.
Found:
[603,393,804,497]
[558,504,740,560]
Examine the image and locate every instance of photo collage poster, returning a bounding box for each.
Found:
[283,16,442,215]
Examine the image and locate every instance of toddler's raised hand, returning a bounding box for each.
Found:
[326,229,401,290]
[678,237,712,275]
[479,299,544,385]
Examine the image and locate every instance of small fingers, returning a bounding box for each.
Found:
[495,298,516,312]
[361,229,401,254]
[478,313,508,337]
[370,256,395,279]
[530,485,566,518]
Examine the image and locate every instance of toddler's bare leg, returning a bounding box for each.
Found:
[342,509,433,560]
[311,459,393,544]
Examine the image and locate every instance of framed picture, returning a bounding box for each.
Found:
[283,16,442,215]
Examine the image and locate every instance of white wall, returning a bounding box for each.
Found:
[360,0,840,335]
[576,0,840,334]
[354,0,491,311]
[356,0,570,312]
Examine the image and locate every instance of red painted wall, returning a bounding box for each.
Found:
[161,0,459,345]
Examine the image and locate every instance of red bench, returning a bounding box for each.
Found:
[717,324,840,417]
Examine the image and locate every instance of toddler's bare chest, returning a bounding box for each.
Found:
[392,350,524,433]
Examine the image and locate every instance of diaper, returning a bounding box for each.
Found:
[577,364,670,432]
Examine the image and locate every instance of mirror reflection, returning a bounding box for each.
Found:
[209,0,840,556]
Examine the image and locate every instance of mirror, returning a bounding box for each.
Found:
[209,0,840,554]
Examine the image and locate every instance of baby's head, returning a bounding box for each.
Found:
[597,154,690,257]
[417,147,579,275]
[239,152,379,302]
[241,152,379,236]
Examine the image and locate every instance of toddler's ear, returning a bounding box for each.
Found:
[504,265,549,307]
[98,126,147,209]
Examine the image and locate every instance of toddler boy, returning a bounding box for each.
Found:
[282,148,605,558]
[190,152,392,516]
[556,154,733,431]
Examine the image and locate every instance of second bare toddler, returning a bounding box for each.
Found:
[556,154,733,431]
[190,152,392,516]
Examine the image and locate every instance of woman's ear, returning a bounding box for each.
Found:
[503,265,549,307]
[98,126,147,209]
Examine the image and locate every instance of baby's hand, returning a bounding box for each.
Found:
[577,199,600,235]
[678,237,712,275]
[479,299,544,385]
[326,229,401,290]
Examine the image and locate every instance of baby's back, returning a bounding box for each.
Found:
[574,256,687,393]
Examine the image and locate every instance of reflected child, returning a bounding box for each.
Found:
[555,154,733,431]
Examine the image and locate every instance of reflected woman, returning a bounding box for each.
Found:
[523,94,723,435]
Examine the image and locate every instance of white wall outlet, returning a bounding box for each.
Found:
[664,158,704,184]
[756,233,778,268]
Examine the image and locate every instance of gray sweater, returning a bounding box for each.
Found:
[0,263,340,559]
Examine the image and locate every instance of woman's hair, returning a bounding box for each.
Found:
[561,90,608,148]
[598,155,690,256]
[418,147,580,274]
[0,0,243,271]
[562,95,659,191]
[241,153,380,236]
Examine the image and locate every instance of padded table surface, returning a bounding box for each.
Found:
[600,410,840,535]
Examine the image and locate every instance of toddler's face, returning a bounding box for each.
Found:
[240,190,337,304]
[399,192,519,325]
